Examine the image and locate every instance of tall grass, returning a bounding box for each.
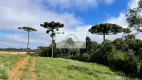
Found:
[35,57,139,80]
[0,54,26,80]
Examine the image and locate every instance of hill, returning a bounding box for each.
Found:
[35,57,139,80]
[0,54,139,80]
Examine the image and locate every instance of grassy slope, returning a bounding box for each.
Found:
[0,54,26,79]
[35,57,139,80]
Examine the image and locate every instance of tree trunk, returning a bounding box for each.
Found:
[103,34,106,41]
[27,31,30,54]
[103,33,106,65]
[52,37,53,58]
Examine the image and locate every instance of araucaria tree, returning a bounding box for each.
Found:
[89,23,122,41]
[126,0,142,33]
[18,26,37,54]
[40,21,64,57]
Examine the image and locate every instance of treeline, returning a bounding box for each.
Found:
[0,48,37,52]
[36,34,142,77]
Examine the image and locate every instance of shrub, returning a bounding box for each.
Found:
[81,53,90,62]
[90,51,105,64]
[107,50,124,65]
[123,54,138,75]
[37,46,51,57]
[107,50,138,75]
[72,49,80,60]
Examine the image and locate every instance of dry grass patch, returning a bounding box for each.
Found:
[0,51,26,54]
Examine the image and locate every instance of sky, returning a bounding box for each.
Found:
[0,0,140,49]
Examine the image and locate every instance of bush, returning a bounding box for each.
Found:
[72,49,80,60]
[107,50,125,63]
[90,51,105,64]
[81,53,90,62]
[123,54,138,75]
[37,46,51,57]
[106,50,138,75]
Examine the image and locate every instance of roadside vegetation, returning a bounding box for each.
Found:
[0,54,26,79]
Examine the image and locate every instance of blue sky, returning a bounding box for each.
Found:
[0,0,140,49]
[81,0,129,24]
[42,0,129,25]
[63,0,129,25]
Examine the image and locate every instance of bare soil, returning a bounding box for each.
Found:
[9,56,30,80]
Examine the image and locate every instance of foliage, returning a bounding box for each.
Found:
[37,46,51,57]
[126,0,142,33]
[122,28,131,34]
[113,38,128,51]
[72,49,80,60]
[18,26,37,32]
[81,53,90,62]
[123,53,138,75]
[89,23,122,41]
[125,34,136,41]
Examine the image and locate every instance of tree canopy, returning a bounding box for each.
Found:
[40,21,64,37]
[89,23,122,41]
[18,26,37,32]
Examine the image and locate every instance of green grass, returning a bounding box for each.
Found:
[20,57,32,80]
[0,54,140,80]
[0,54,26,80]
[35,57,139,80]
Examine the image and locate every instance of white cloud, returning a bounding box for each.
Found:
[44,0,98,10]
[128,0,139,9]
[42,0,116,11]
[106,12,128,28]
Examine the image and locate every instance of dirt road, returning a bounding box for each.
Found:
[9,56,37,80]
[9,56,30,80]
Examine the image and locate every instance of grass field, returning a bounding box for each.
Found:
[0,54,27,79]
[35,57,139,80]
[0,53,140,80]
